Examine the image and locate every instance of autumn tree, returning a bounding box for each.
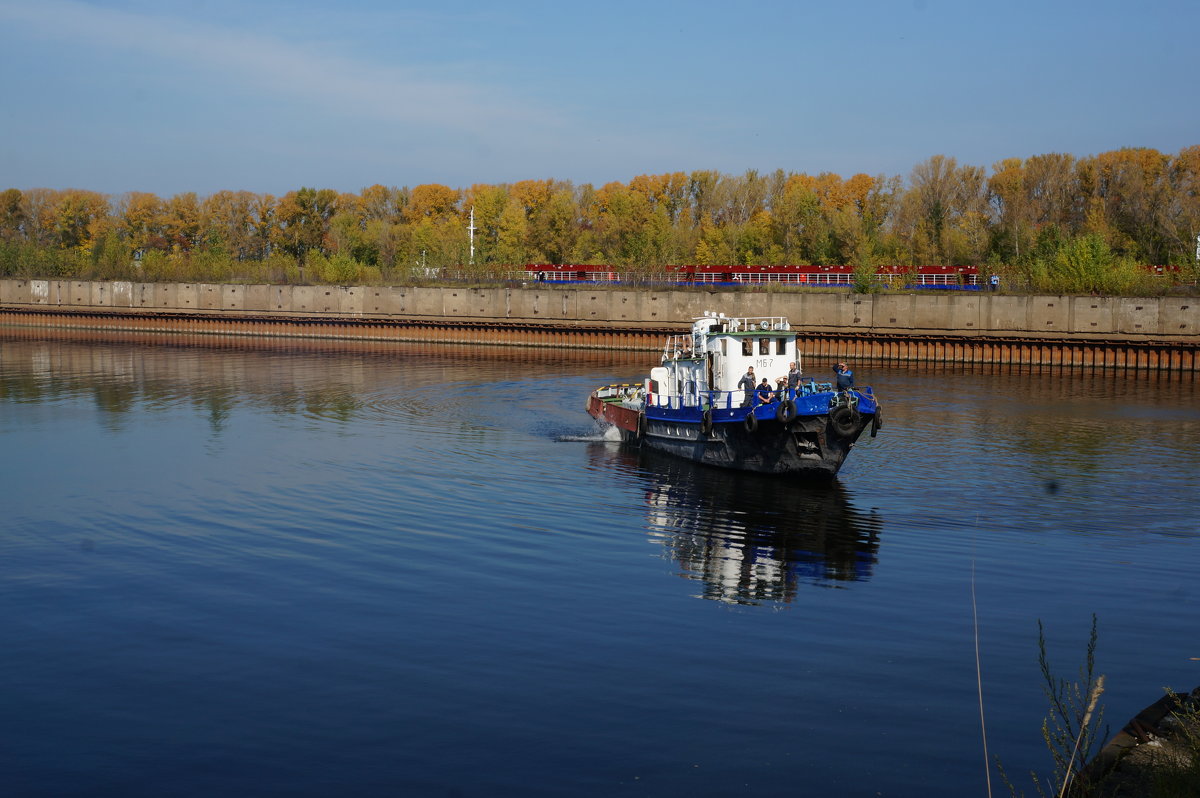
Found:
[273,187,338,260]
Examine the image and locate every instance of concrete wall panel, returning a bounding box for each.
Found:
[1160,299,1197,336]
[338,286,364,315]
[31,280,50,304]
[292,286,318,313]
[176,283,199,310]
[47,281,67,305]
[375,286,408,316]
[197,284,222,310]
[1025,296,1071,334]
[853,295,879,330]
[89,282,111,306]
[1114,298,1161,336]
[111,281,133,308]
[578,290,612,322]
[221,284,245,311]
[243,285,271,312]
[641,291,670,324]
[409,287,444,318]
[68,281,90,305]
[909,294,980,332]
[272,285,293,312]
[603,291,645,323]
[1,280,32,304]
[1070,298,1115,335]
[985,296,1030,332]
[151,283,179,308]
[450,286,470,317]
[798,294,858,329]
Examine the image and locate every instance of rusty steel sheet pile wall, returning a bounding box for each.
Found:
[1,279,1197,371]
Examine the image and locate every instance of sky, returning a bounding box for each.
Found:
[1,0,1196,198]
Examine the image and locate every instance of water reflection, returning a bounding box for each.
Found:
[0,331,647,436]
[592,444,883,605]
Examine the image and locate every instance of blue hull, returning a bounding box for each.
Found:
[632,391,880,477]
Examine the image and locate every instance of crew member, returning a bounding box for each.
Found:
[786,361,801,399]
[756,378,774,405]
[834,362,854,392]
[738,366,756,406]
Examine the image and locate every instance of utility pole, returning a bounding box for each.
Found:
[468,207,476,265]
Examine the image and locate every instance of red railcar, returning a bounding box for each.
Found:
[525,264,982,287]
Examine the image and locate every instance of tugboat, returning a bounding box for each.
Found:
[586,312,881,477]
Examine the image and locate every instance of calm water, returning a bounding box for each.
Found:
[2,330,1198,797]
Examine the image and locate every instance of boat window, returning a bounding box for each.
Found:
[720,339,727,356]
[776,337,787,354]
[742,339,753,356]
[759,338,769,355]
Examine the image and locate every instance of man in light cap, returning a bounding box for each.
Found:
[834,362,854,392]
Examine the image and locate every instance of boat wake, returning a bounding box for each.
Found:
[557,424,624,443]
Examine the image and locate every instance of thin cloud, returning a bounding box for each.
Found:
[0,0,562,131]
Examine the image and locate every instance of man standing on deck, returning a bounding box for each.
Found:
[738,366,756,406]
[787,361,801,400]
[834,362,854,392]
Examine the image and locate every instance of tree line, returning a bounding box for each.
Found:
[1,146,1197,294]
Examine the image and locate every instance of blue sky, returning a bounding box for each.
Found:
[1,0,1196,197]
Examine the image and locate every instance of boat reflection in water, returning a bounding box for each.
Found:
[591,444,883,605]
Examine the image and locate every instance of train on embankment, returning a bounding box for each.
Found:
[0,278,1197,372]
[520,262,1189,288]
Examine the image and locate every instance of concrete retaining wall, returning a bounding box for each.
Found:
[2,279,1198,341]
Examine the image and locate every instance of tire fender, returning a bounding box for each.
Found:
[829,405,858,437]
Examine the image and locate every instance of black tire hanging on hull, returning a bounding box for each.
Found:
[829,405,859,437]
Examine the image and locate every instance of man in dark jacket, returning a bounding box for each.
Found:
[834,363,854,391]
[755,378,774,405]
[738,366,756,406]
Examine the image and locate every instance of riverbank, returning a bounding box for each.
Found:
[2,279,1198,370]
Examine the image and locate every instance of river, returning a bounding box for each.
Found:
[2,330,1198,797]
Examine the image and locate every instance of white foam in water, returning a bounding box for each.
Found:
[556,423,623,443]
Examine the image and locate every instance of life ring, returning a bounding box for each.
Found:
[775,400,797,424]
[637,412,647,438]
[700,409,713,435]
[870,405,883,438]
[829,405,859,437]
[743,411,758,433]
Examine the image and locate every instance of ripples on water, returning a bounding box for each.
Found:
[1,330,1198,797]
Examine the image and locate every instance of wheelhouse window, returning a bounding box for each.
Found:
[776,337,788,354]
[742,339,753,356]
[759,338,769,355]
